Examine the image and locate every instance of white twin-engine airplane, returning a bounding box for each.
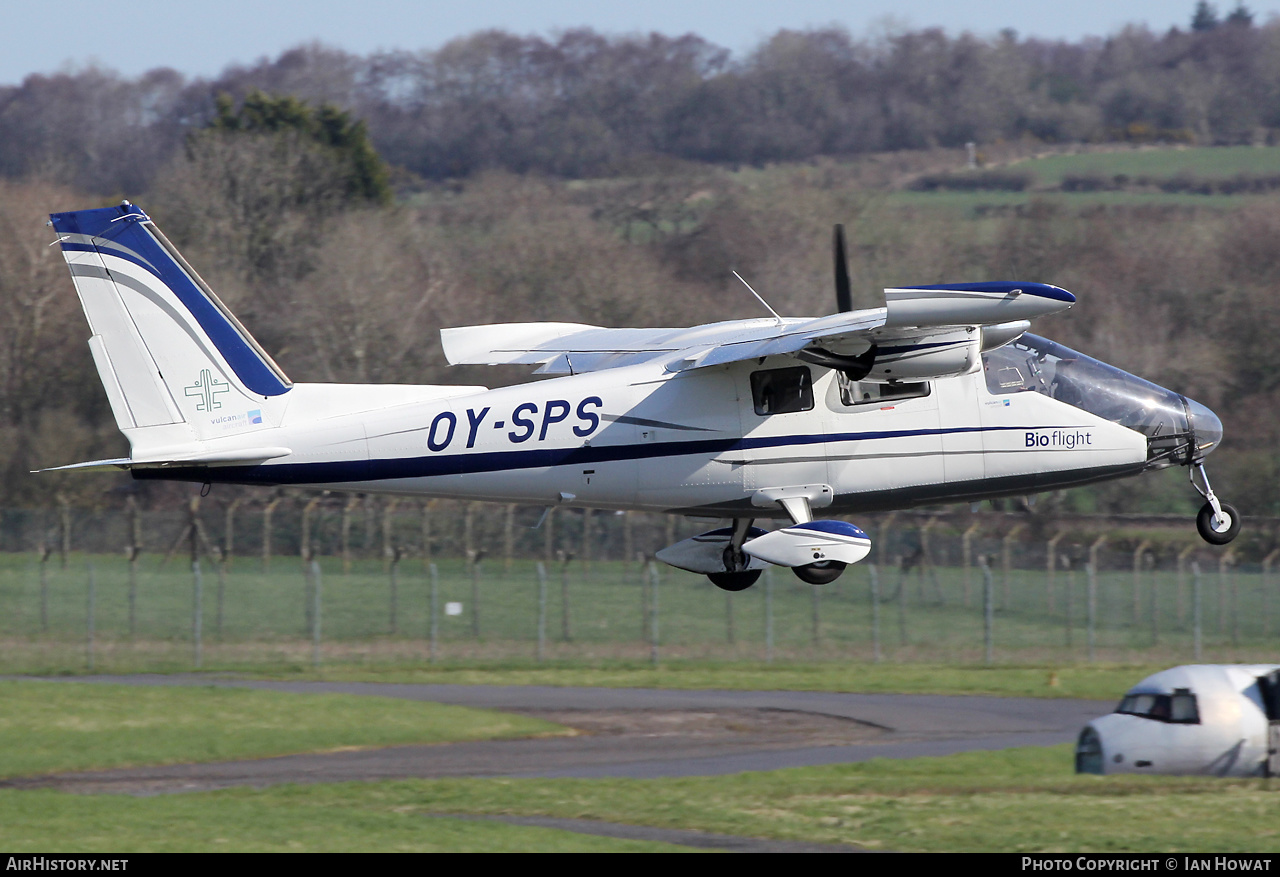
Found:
[43,202,1236,591]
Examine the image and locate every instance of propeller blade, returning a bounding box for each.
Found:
[834,224,852,313]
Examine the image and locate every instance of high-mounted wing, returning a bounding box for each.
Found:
[441,280,1073,378]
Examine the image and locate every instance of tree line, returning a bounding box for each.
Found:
[3,6,1280,191]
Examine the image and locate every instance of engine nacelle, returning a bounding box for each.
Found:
[864,327,980,382]
[742,520,872,568]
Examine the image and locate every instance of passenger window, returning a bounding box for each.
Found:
[750,367,813,415]
[834,373,930,408]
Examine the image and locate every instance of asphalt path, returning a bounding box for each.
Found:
[8,675,1109,786]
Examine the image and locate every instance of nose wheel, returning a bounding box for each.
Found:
[1191,462,1240,545]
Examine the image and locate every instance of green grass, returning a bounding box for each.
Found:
[280,662,1140,701]
[0,681,566,778]
[1017,145,1280,187]
[1,747,1273,852]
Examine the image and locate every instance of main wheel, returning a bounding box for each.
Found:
[792,561,846,585]
[1196,501,1240,545]
[708,569,762,591]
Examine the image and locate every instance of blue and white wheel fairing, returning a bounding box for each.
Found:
[742,520,872,569]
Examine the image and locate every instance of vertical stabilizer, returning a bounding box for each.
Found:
[49,203,291,450]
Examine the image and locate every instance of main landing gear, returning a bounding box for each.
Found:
[1191,462,1240,546]
[709,517,763,592]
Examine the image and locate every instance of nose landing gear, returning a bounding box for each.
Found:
[1191,462,1240,545]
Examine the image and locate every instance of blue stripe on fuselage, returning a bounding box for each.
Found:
[134,423,1090,486]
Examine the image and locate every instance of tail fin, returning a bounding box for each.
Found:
[49,202,291,449]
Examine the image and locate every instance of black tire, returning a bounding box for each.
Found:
[1196,501,1240,545]
[708,569,762,592]
[792,561,847,585]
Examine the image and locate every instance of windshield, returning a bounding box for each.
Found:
[981,334,1219,462]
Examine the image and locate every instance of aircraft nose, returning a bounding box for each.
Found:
[1186,397,1223,458]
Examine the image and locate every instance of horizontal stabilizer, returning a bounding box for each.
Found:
[34,447,291,473]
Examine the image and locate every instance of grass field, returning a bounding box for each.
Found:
[0,681,566,778]
[2,746,1274,852]
[886,145,1280,213]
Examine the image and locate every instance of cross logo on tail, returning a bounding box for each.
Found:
[184,369,230,411]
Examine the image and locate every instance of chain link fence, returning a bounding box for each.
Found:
[0,498,1276,673]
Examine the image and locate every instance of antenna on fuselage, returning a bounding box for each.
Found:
[732,270,784,326]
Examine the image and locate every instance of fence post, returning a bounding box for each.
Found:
[536,561,548,662]
[1001,524,1024,611]
[764,567,774,663]
[1063,554,1075,648]
[420,500,435,573]
[1193,560,1203,660]
[504,504,516,576]
[559,550,574,642]
[1219,550,1235,642]
[428,562,439,664]
[38,544,50,633]
[383,498,401,573]
[582,509,593,575]
[86,565,95,672]
[1264,548,1279,639]
[1086,560,1098,663]
[192,558,203,670]
[1147,551,1158,646]
[341,494,358,574]
[648,561,660,667]
[1177,544,1196,628]
[388,545,401,634]
[262,496,281,571]
[223,497,240,569]
[813,584,823,648]
[1132,540,1151,625]
[869,563,881,664]
[58,493,71,569]
[1046,531,1065,613]
[980,555,994,664]
[126,497,141,637]
[470,550,485,638]
[310,558,322,669]
[726,588,735,645]
[962,521,980,606]
[215,546,226,642]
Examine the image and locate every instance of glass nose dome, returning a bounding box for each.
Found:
[1185,397,1222,458]
[982,334,1223,464]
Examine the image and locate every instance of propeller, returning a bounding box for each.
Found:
[834,223,852,313]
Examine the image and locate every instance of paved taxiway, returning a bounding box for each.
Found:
[6,675,1108,791]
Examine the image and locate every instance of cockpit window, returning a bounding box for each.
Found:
[981,334,1195,461]
[1116,689,1200,724]
[834,374,930,408]
[750,367,813,415]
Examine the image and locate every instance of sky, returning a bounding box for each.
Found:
[5,0,1280,86]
